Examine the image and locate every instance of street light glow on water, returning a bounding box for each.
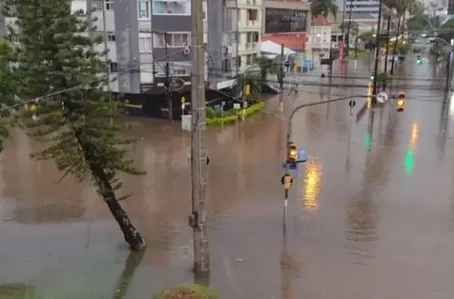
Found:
[302,160,322,212]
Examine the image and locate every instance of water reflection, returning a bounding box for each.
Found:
[112,251,145,299]
[301,160,322,213]
[404,122,418,175]
[0,284,36,298]
[280,233,299,299]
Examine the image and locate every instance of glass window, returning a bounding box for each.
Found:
[138,0,150,19]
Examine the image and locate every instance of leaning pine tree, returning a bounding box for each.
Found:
[3,0,146,250]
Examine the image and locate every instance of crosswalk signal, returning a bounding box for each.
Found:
[281,173,293,190]
[287,142,298,163]
[396,92,405,112]
[244,84,250,95]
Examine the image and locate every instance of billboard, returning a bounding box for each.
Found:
[265,8,308,34]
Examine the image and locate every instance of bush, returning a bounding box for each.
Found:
[152,283,218,299]
[206,101,265,126]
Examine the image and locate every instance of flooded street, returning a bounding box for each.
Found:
[2,53,454,298]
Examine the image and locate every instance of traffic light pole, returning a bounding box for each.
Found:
[282,94,371,228]
[372,0,383,98]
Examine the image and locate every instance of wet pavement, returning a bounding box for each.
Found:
[1,51,454,298]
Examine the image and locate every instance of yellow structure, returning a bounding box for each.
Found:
[396,91,405,112]
[287,142,297,163]
[367,82,373,108]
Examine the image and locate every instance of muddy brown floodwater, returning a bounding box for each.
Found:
[1,53,454,299]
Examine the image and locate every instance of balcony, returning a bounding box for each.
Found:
[153,0,190,16]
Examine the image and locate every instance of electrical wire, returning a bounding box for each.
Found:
[0,48,187,113]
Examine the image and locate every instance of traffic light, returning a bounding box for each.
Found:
[281,173,293,190]
[287,142,298,163]
[416,55,422,64]
[370,75,374,81]
[395,92,405,112]
[24,99,39,120]
[244,84,250,95]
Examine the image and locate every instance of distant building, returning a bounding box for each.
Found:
[310,16,331,66]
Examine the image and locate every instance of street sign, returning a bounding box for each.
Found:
[170,77,185,91]
[181,96,186,104]
[349,100,356,108]
[281,173,293,190]
[376,91,388,103]
[298,149,307,163]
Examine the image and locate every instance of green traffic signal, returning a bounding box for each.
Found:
[370,76,374,81]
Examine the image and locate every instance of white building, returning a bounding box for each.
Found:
[236,0,263,71]
[310,16,331,66]
[3,0,245,93]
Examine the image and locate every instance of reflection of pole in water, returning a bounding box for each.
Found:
[112,251,145,299]
[280,229,299,299]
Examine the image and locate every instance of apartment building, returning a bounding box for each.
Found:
[4,0,239,93]
[344,0,381,17]
[236,0,262,71]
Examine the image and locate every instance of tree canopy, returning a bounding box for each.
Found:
[3,0,146,250]
[310,0,338,19]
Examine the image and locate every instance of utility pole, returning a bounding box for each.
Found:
[372,0,383,99]
[101,0,112,124]
[341,0,346,60]
[346,1,353,59]
[164,32,173,123]
[383,15,391,74]
[190,0,209,274]
[354,23,359,59]
[279,44,285,107]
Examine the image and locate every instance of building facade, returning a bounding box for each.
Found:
[344,0,380,17]
[235,0,262,72]
[4,0,240,93]
[310,16,331,66]
[262,0,311,66]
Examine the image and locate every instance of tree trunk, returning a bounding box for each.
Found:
[384,15,392,74]
[74,132,146,251]
[102,183,147,251]
[390,16,401,75]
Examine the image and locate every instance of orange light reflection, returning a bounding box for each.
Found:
[302,161,322,212]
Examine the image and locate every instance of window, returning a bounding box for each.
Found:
[153,0,190,15]
[222,59,231,73]
[237,56,242,68]
[138,0,150,19]
[246,32,259,45]
[105,0,114,10]
[247,9,258,21]
[110,62,118,72]
[154,61,191,77]
[107,32,115,42]
[153,32,190,48]
[139,34,152,53]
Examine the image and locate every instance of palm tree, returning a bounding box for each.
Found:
[310,0,338,18]
[383,0,397,74]
[390,0,410,75]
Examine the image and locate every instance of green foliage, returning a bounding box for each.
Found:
[3,0,146,249]
[4,0,142,193]
[310,0,338,18]
[438,19,454,44]
[232,73,261,104]
[153,283,218,299]
[396,40,412,55]
[407,0,424,17]
[377,72,390,83]
[358,31,375,43]
[206,101,265,126]
[406,16,429,31]
[0,37,18,152]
